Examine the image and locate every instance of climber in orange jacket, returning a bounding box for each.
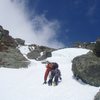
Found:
[43,62,53,84]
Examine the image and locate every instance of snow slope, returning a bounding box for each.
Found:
[0,47,99,100]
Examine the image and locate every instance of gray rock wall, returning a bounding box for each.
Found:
[0,25,29,68]
[72,52,100,87]
[27,45,55,60]
[93,38,100,57]
[94,91,100,100]
[0,47,30,68]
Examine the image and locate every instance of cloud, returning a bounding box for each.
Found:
[0,0,64,48]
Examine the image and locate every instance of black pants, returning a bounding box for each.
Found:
[48,76,59,85]
[54,76,58,85]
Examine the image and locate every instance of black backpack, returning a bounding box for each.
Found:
[52,63,58,69]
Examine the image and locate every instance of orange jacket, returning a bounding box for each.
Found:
[44,63,53,81]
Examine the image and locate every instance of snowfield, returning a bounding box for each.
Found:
[0,47,99,100]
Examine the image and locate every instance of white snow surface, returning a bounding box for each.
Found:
[0,47,99,100]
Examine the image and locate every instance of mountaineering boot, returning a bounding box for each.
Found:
[48,79,52,86]
[52,81,58,86]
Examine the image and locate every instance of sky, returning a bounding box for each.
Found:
[27,0,100,44]
[0,0,100,48]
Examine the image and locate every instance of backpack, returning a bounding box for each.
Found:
[52,63,58,70]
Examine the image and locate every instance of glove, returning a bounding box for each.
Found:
[43,81,47,84]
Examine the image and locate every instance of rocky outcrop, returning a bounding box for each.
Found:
[72,38,100,87]
[0,25,55,67]
[37,51,52,60]
[0,25,18,51]
[0,25,29,68]
[15,38,25,45]
[0,47,29,68]
[94,90,100,100]
[27,45,55,60]
[73,42,95,50]
[93,38,100,57]
[72,51,100,87]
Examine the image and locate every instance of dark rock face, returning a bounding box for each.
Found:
[93,38,100,57]
[0,48,30,68]
[94,91,100,100]
[27,45,55,60]
[0,25,29,68]
[15,38,25,45]
[0,25,18,51]
[38,51,52,60]
[72,52,100,87]
[27,49,40,60]
[73,42,95,50]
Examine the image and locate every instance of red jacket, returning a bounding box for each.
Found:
[44,64,53,81]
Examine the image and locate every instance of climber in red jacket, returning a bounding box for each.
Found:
[43,62,53,84]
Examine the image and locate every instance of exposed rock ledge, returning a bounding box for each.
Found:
[72,51,100,87]
[0,25,29,68]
